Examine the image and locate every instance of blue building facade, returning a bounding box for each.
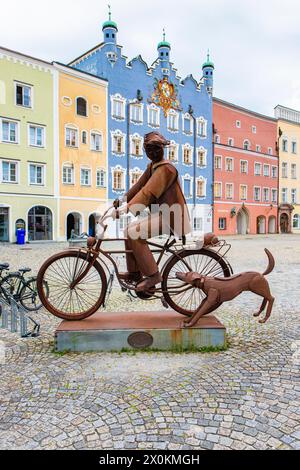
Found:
[70,14,214,235]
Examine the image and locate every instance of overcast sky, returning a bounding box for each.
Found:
[1,0,300,116]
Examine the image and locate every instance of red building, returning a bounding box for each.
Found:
[213,98,279,236]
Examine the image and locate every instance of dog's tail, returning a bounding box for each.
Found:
[263,249,275,276]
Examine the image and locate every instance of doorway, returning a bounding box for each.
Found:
[268,216,276,234]
[0,207,9,242]
[28,206,53,241]
[280,213,289,233]
[237,207,249,235]
[67,213,82,240]
[257,216,266,234]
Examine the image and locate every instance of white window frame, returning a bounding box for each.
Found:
[167,110,179,132]
[111,129,126,156]
[1,118,19,144]
[167,141,179,163]
[240,184,247,201]
[215,155,222,170]
[197,147,207,168]
[80,167,92,187]
[271,165,278,179]
[291,188,297,204]
[111,93,126,121]
[182,113,193,135]
[236,120,241,128]
[254,186,261,202]
[196,117,207,138]
[215,134,220,144]
[218,217,227,230]
[28,163,45,186]
[228,138,234,147]
[281,188,288,203]
[263,187,270,203]
[0,159,19,184]
[282,162,288,178]
[243,140,251,150]
[291,141,297,154]
[130,133,143,158]
[182,144,193,166]
[96,168,106,188]
[225,182,234,200]
[196,177,207,198]
[291,163,297,179]
[65,124,79,148]
[111,165,126,192]
[15,82,33,108]
[293,214,300,229]
[90,130,103,152]
[225,157,234,172]
[271,189,278,204]
[254,162,262,176]
[130,103,144,124]
[282,138,288,152]
[268,147,273,155]
[81,130,88,145]
[147,104,160,128]
[263,164,270,177]
[62,163,75,185]
[256,144,261,152]
[252,125,257,134]
[240,160,248,174]
[28,124,46,148]
[214,182,222,199]
[130,167,143,187]
[182,174,193,199]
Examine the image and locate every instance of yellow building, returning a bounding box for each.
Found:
[53,63,108,240]
[275,105,300,233]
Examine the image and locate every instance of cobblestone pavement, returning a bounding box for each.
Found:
[0,235,299,450]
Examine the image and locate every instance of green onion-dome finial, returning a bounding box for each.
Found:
[102,4,118,31]
[202,50,214,69]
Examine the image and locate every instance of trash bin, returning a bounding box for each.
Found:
[16,228,26,245]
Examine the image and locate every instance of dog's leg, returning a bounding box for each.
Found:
[259,296,274,324]
[184,289,219,328]
[253,298,267,317]
[183,298,206,326]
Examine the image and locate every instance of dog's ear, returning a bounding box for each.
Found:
[189,273,203,285]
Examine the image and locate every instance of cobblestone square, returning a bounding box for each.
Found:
[0,235,299,450]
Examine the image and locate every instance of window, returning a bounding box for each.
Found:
[197,148,207,167]
[82,131,87,145]
[130,135,143,157]
[113,170,125,191]
[167,111,179,131]
[271,166,278,178]
[1,119,18,143]
[271,189,277,204]
[196,118,207,137]
[183,115,192,134]
[225,183,233,199]
[112,97,125,119]
[252,125,257,134]
[29,125,45,147]
[263,164,270,177]
[130,170,142,187]
[219,218,226,230]
[293,214,300,229]
[240,185,247,200]
[148,105,160,127]
[254,187,261,201]
[228,138,234,147]
[256,145,261,152]
[96,169,106,188]
[80,168,91,186]
[268,147,273,155]
[183,178,192,198]
[215,134,220,144]
[243,140,250,150]
[282,162,288,178]
[291,189,297,204]
[91,132,102,151]
[76,97,87,117]
[16,83,32,107]
[225,157,233,172]
[1,161,18,183]
[130,104,143,124]
[240,160,248,173]
[292,141,297,154]
[291,164,297,179]
[183,146,192,165]
[215,155,222,170]
[167,143,178,162]
[263,187,270,202]
[236,120,241,128]
[254,163,262,176]
[62,165,74,185]
[214,182,222,198]
[281,188,288,203]
[196,178,206,198]
[112,132,125,154]
[282,139,288,152]
[65,127,78,147]
[29,164,44,185]
[193,218,203,231]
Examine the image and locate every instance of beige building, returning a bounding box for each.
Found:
[275,105,300,233]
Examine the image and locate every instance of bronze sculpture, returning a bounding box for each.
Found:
[176,249,275,328]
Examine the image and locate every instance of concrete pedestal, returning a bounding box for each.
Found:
[55,311,226,352]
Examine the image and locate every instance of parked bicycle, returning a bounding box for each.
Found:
[0,263,48,312]
[37,205,234,321]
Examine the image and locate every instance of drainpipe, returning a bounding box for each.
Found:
[126,90,144,192]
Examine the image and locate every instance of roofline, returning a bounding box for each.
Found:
[53,61,108,84]
[277,117,300,128]
[213,97,277,122]
[68,42,104,66]
[0,45,52,67]
[274,104,300,114]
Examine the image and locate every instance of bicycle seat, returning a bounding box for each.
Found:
[19,267,31,274]
[0,263,9,270]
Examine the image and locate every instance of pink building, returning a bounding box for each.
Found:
[213,98,279,236]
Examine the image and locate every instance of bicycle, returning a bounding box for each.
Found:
[0,263,48,312]
[37,205,234,321]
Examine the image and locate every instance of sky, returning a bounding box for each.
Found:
[1,0,300,116]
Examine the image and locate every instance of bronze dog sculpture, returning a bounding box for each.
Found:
[176,249,275,328]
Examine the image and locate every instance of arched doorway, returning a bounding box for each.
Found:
[28,206,53,241]
[257,216,266,234]
[280,213,289,233]
[268,216,276,234]
[88,214,96,237]
[67,213,82,240]
[237,207,249,235]
[0,207,9,242]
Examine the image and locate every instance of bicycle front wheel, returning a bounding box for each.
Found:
[20,277,48,312]
[37,251,107,321]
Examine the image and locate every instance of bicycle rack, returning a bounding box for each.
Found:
[0,297,40,338]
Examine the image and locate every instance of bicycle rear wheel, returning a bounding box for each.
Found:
[162,248,232,316]
[37,250,107,320]
[20,277,48,312]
